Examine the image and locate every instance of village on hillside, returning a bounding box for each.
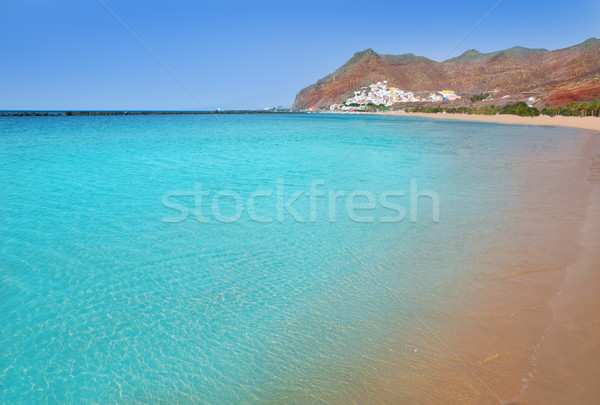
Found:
[330,81,461,111]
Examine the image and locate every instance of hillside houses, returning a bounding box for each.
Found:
[343,81,461,107]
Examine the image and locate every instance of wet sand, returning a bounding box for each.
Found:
[484,130,600,404]
[444,129,600,404]
[377,126,600,404]
[517,148,600,403]
[379,112,600,132]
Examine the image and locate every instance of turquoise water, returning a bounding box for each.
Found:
[0,114,585,403]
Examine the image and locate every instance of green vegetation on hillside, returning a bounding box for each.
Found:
[405,102,539,117]
[542,100,600,117]
[500,102,540,117]
[365,103,388,112]
[396,100,600,118]
[469,93,490,103]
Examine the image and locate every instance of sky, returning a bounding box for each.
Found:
[1,0,599,110]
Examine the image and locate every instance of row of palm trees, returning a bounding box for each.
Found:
[542,99,600,117]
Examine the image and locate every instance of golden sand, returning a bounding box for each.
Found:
[518,180,600,403]
[382,112,600,132]
[382,124,600,404]
[463,130,600,403]
[337,111,600,403]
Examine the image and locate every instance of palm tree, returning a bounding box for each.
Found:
[567,102,577,115]
[591,99,600,117]
[578,102,591,117]
[542,103,551,116]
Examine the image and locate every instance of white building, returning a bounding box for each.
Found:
[344,81,460,106]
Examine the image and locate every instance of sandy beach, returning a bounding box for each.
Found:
[519,171,600,403]
[2,112,599,404]
[377,112,600,132]
[407,119,600,404]
[513,131,600,403]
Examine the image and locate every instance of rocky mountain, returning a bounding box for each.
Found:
[292,38,600,109]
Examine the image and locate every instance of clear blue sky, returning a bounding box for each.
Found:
[1,0,598,110]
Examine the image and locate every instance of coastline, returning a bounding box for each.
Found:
[518,144,600,403]
[369,123,600,404]
[0,110,298,117]
[442,127,600,403]
[373,111,600,132]
[1,111,598,402]
[5,111,599,133]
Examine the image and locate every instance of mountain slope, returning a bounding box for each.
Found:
[293,38,600,108]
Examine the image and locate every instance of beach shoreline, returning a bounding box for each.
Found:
[517,136,600,403]
[371,111,600,132]
[441,126,600,404]
[368,121,600,404]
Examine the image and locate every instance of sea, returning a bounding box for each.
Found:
[0,113,593,403]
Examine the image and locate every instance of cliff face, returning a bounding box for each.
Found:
[292,38,600,108]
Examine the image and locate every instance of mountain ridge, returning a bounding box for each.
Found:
[293,38,600,109]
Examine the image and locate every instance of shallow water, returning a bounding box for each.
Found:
[0,114,593,403]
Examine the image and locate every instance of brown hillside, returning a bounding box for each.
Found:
[292,38,600,109]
